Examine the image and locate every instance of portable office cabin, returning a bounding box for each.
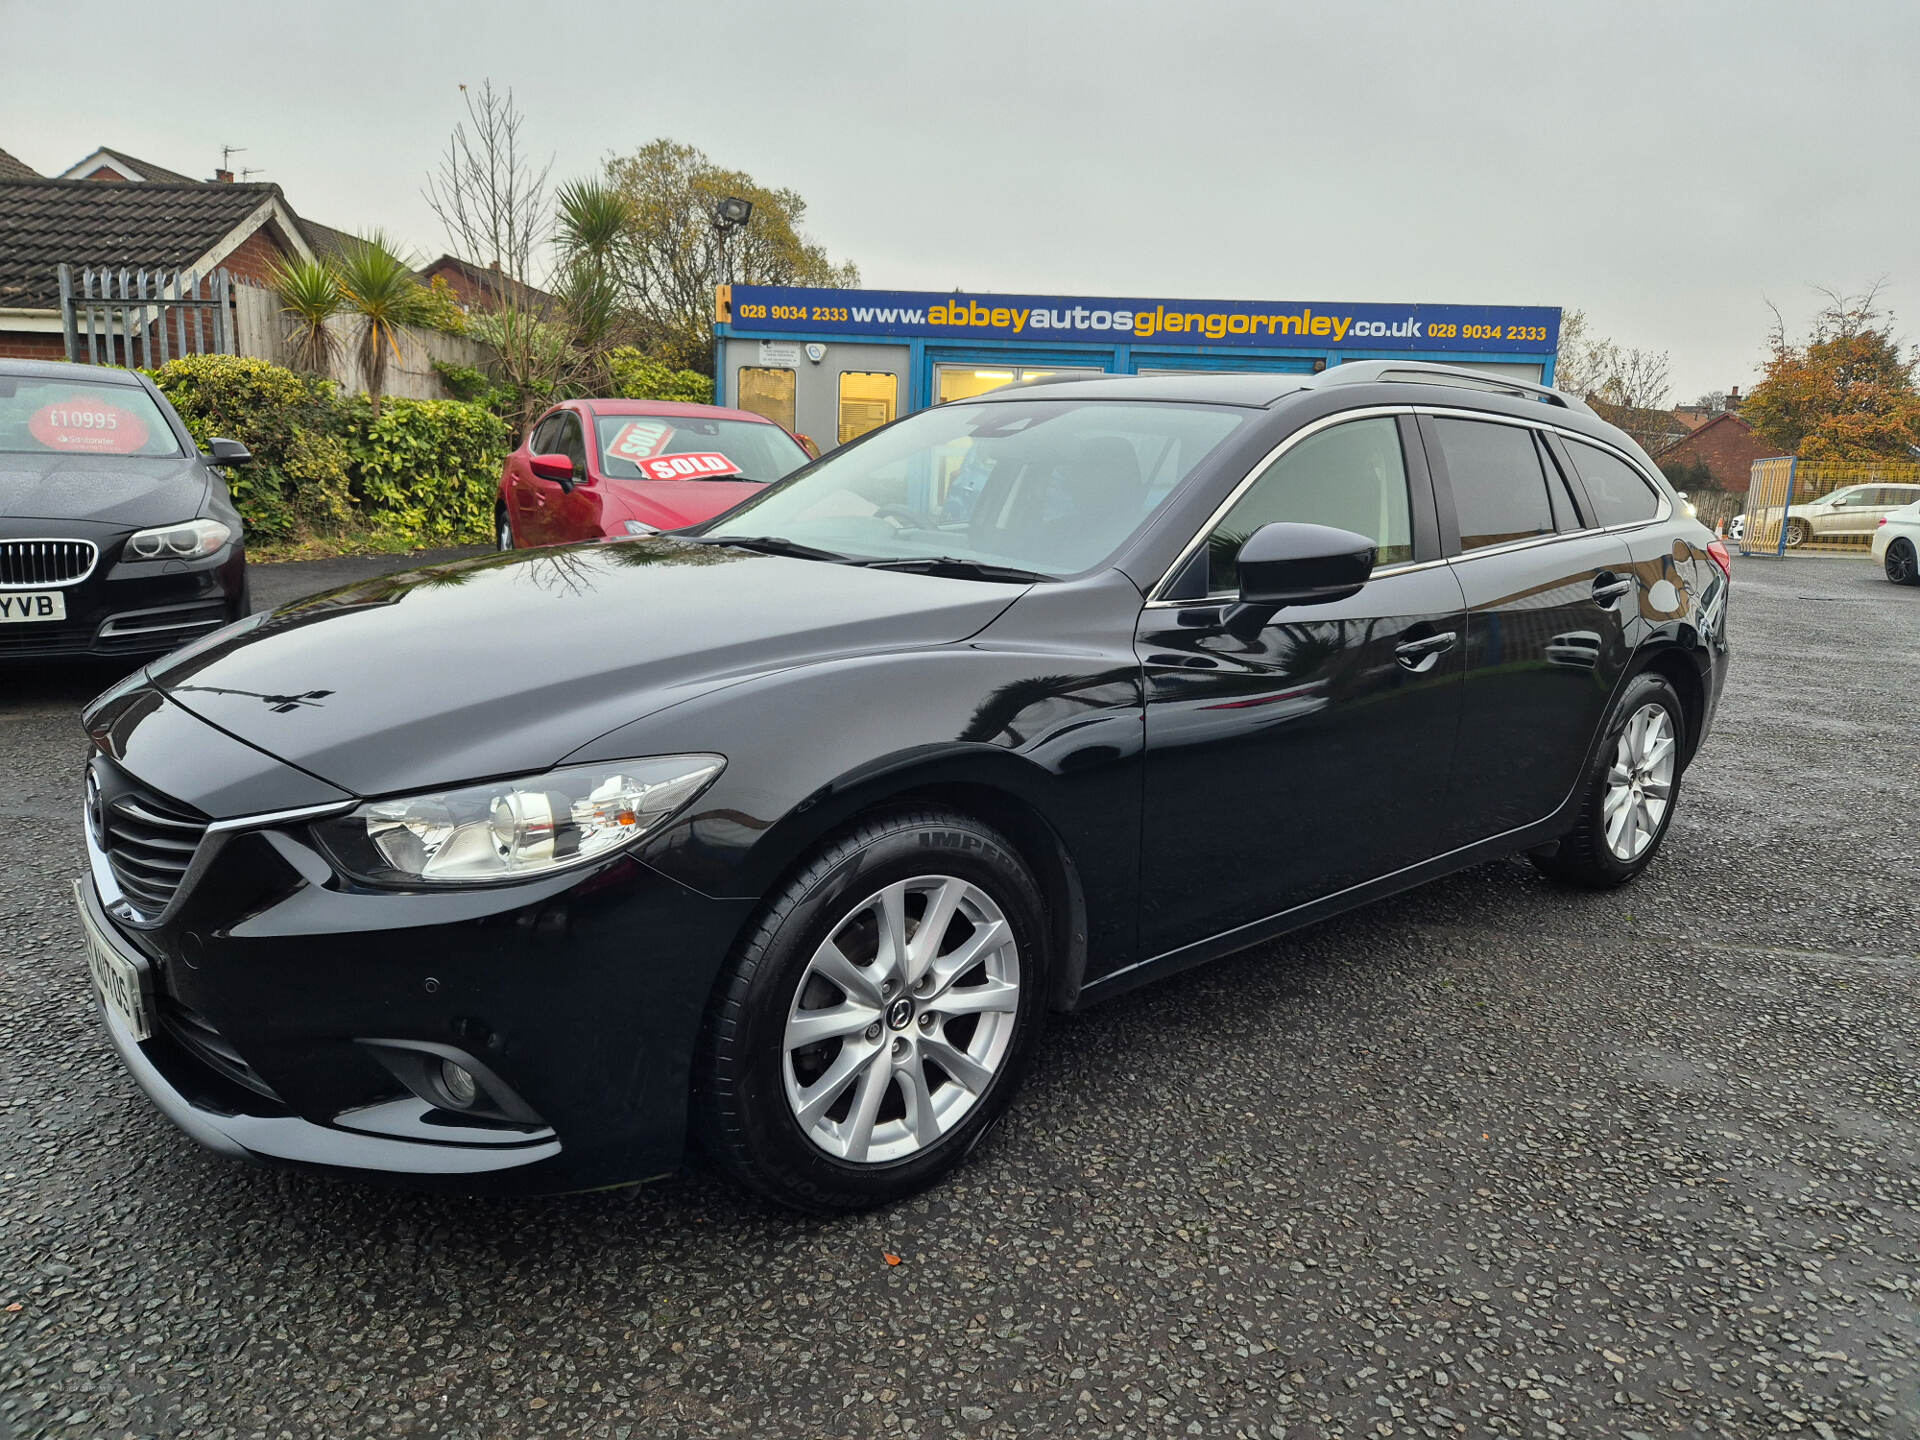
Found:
[714,284,1561,451]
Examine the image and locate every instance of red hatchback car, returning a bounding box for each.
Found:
[496,399,812,550]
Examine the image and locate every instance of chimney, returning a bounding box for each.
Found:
[215,168,234,183]
[1726,385,1741,412]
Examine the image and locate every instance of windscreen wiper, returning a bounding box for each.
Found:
[693,534,851,563]
[856,556,1049,583]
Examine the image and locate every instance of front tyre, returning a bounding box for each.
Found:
[1530,672,1687,890]
[694,808,1048,1213]
[495,503,515,552]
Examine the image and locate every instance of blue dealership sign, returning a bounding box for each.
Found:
[725,285,1559,353]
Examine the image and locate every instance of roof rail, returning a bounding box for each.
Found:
[1308,360,1590,415]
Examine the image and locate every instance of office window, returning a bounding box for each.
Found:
[737,367,796,431]
[838,372,897,445]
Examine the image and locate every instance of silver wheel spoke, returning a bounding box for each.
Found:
[786,1001,880,1048]
[1605,800,1633,852]
[921,1033,994,1094]
[923,918,1010,1001]
[794,1040,879,1130]
[931,978,1020,1018]
[898,1056,943,1145]
[876,882,910,981]
[811,939,885,1008]
[840,1052,893,1162]
[906,878,964,987]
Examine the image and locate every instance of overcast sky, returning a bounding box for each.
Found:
[3,0,1914,401]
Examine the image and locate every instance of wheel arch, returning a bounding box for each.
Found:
[1628,640,1707,766]
[708,749,1097,1014]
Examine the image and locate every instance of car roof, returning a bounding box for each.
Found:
[580,398,778,425]
[0,357,149,386]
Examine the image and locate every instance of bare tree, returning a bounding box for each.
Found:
[422,81,564,433]
[422,80,553,295]
[1594,346,1672,411]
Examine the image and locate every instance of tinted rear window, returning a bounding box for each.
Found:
[1564,438,1661,526]
[0,377,182,457]
[1434,418,1553,551]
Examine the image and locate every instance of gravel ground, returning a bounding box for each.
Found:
[2,552,1916,1440]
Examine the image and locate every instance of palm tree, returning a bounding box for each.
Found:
[553,179,630,385]
[333,231,429,416]
[268,256,342,375]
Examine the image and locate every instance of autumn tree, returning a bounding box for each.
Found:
[601,140,858,372]
[1743,287,1920,460]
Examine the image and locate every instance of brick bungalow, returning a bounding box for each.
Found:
[0,176,320,360]
[1655,411,1783,495]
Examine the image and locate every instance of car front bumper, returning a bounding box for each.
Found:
[78,757,755,1194]
[0,535,244,660]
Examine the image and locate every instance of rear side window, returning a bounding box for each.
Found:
[1564,439,1661,526]
[1207,417,1413,593]
[1434,418,1553,551]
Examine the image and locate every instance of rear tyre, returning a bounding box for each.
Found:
[1529,671,1687,890]
[1886,538,1919,586]
[495,504,514,552]
[694,808,1048,1213]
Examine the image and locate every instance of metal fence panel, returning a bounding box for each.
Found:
[58,264,236,367]
[1738,457,1920,556]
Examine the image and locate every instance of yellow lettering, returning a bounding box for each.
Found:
[1279,315,1302,335]
[1012,308,1029,333]
[930,303,949,324]
[1164,314,1185,334]
[1330,316,1351,342]
[1205,314,1228,340]
[1135,312,1156,338]
[1311,316,1331,336]
[1227,314,1250,335]
[1185,313,1204,333]
[990,307,1011,328]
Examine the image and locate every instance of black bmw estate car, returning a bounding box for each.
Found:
[1,358,250,660]
[77,363,1729,1210]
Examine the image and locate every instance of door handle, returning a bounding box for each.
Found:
[1592,573,1635,603]
[1394,630,1457,672]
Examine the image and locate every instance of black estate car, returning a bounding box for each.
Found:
[1,358,250,659]
[76,363,1730,1210]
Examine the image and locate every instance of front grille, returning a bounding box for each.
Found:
[103,785,209,915]
[158,996,281,1100]
[0,538,96,587]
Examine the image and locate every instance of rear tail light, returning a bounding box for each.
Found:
[1878,517,1888,526]
[1706,540,1732,580]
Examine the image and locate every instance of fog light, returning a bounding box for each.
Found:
[440,1059,480,1109]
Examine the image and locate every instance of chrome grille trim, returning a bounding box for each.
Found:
[102,786,210,916]
[0,538,98,588]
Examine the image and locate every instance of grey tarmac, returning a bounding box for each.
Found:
[2,551,1916,1439]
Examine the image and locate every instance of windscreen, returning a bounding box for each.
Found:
[0,377,183,458]
[702,399,1245,577]
[594,414,808,485]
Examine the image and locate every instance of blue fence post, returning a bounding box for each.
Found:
[1775,458,1797,557]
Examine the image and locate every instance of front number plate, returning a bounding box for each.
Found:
[74,880,151,1040]
[0,591,66,623]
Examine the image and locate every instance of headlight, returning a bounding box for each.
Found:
[313,755,724,885]
[125,518,232,560]
[621,520,659,536]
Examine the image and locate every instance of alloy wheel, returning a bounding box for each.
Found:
[1888,540,1918,585]
[1784,518,1810,548]
[782,875,1021,1164]
[1603,703,1676,861]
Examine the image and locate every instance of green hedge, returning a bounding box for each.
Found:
[148,355,508,547]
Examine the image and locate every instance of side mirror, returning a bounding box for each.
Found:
[205,436,252,467]
[529,452,576,490]
[1235,522,1376,607]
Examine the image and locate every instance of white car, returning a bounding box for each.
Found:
[1748,481,1920,548]
[1872,498,1920,585]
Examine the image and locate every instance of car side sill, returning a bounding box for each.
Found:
[1076,808,1574,1009]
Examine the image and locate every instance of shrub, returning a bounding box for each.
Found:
[147,355,507,548]
[349,398,511,545]
[608,347,713,404]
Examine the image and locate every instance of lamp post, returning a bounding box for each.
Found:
[712,196,754,286]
